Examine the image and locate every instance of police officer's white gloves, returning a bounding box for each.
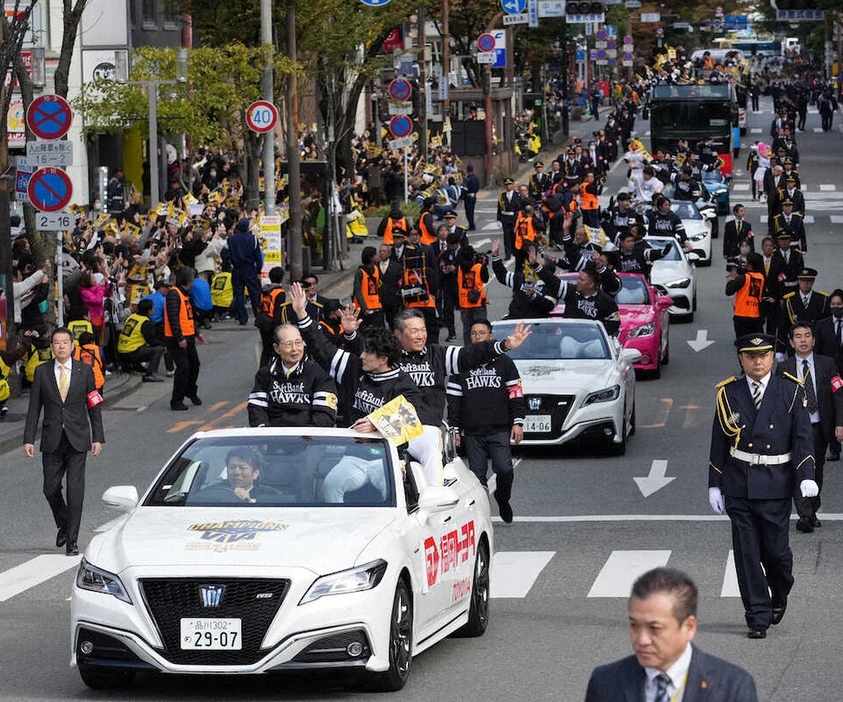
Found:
[800,479,819,498]
[708,487,725,515]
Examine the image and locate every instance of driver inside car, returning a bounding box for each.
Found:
[193,448,282,504]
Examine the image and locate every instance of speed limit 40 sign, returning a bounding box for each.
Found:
[246,100,279,134]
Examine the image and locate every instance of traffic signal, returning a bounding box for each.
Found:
[566,2,606,16]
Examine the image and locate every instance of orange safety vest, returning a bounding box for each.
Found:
[382,216,409,246]
[514,212,538,250]
[163,287,195,338]
[418,212,436,246]
[401,248,436,309]
[457,263,487,309]
[73,343,105,389]
[580,185,599,212]
[734,271,764,318]
[259,287,285,318]
[354,265,382,311]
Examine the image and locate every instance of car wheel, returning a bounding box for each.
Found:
[692,291,697,312]
[370,579,413,691]
[456,538,490,637]
[78,665,135,690]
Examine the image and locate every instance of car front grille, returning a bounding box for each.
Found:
[523,394,575,438]
[139,578,289,666]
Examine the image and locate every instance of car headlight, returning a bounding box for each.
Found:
[664,277,691,289]
[583,385,621,405]
[300,559,387,605]
[76,559,132,604]
[689,231,707,241]
[627,322,655,338]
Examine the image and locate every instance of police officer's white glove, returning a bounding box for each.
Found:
[800,479,819,498]
[708,487,725,515]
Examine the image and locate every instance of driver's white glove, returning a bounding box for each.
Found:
[800,479,819,498]
[708,487,725,515]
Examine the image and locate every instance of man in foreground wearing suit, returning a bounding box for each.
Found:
[777,321,843,532]
[24,328,105,556]
[585,568,758,702]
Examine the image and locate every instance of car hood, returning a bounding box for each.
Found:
[86,507,398,576]
[619,305,655,330]
[682,220,710,238]
[650,259,693,283]
[515,359,615,392]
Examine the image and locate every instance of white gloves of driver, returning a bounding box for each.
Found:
[708,487,725,515]
[800,479,820,498]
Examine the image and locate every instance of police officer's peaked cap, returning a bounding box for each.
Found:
[775,231,792,239]
[443,211,457,219]
[797,267,818,279]
[503,178,515,185]
[392,228,406,237]
[780,199,794,206]
[735,334,775,353]
[786,174,797,181]
[534,161,544,168]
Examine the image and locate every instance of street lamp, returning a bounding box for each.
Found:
[116,48,189,207]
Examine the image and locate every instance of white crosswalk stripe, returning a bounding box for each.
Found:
[721,551,741,598]
[831,216,843,225]
[587,550,671,598]
[733,183,751,192]
[491,551,555,598]
[819,184,837,192]
[0,555,81,602]
[750,128,762,134]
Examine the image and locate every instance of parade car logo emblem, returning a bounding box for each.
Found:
[528,397,542,411]
[199,584,225,608]
[187,520,289,544]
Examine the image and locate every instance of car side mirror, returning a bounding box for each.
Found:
[417,486,460,519]
[687,252,701,263]
[620,348,642,365]
[102,485,139,512]
[657,295,673,310]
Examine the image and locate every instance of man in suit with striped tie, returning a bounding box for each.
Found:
[24,328,105,556]
[708,333,816,639]
[585,568,758,702]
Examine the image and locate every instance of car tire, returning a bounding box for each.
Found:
[456,538,490,638]
[78,665,135,690]
[370,579,413,691]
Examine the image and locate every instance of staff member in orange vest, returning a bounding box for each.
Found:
[418,197,437,246]
[376,202,410,246]
[726,252,766,340]
[455,243,490,344]
[513,203,545,270]
[352,246,384,330]
[579,170,601,228]
[164,266,205,411]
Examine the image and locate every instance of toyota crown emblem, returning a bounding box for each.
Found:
[528,397,541,411]
[199,584,225,608]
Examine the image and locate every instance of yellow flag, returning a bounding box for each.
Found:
[367,395,424,446]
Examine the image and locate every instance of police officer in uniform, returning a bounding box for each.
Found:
[708,333,817,639]
[496,178,522,261]
[463,164,480,231]
[247,324,338,427]
[528,161,551,202]
[447,319,525,523]
[780,267,830,333]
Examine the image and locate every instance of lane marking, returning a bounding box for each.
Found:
[209,401,229,412]
[732,183,750,192]
[819,184,837,192]
[168,420,203,434]
[641,397,673,428]
[831,216,843,225]
[720,550,740,598]
[198,401,248,431]
[750,128,762,134]
[491,551,555,598]
[0,555,81,602]
[587,550,671,597]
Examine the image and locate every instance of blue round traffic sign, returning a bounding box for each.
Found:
[501,0,526,14]
[389,115,413,139]
[26,95,73,140]
[359,0,391,5]
[477,33,496,53]
[28,167,73,212]
[388,78,412,102]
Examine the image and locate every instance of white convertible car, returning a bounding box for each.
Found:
[492,319,639,454]
[70,428,492,691]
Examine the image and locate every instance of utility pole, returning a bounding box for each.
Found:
[286,0,303,280]
[260,0,275,216]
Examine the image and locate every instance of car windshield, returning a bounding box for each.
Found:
[671,201,703,220]
[144,435,395,508]
[701,170,724,184]
[494,321,610,360]
[646,239,683,261]
[617,276,651,305]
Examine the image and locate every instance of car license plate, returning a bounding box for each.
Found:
[524,415,552,433]
[180,618,242,650]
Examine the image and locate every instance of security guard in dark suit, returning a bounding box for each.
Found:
[708,333,817,639]
[777,322,843,532]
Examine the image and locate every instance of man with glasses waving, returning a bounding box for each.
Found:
[247,324,338,428]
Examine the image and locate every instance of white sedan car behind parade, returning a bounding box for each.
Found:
[70,428,492,692]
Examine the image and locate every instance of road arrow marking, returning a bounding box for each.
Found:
[687,329,715,352]
[634,459,676,497]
